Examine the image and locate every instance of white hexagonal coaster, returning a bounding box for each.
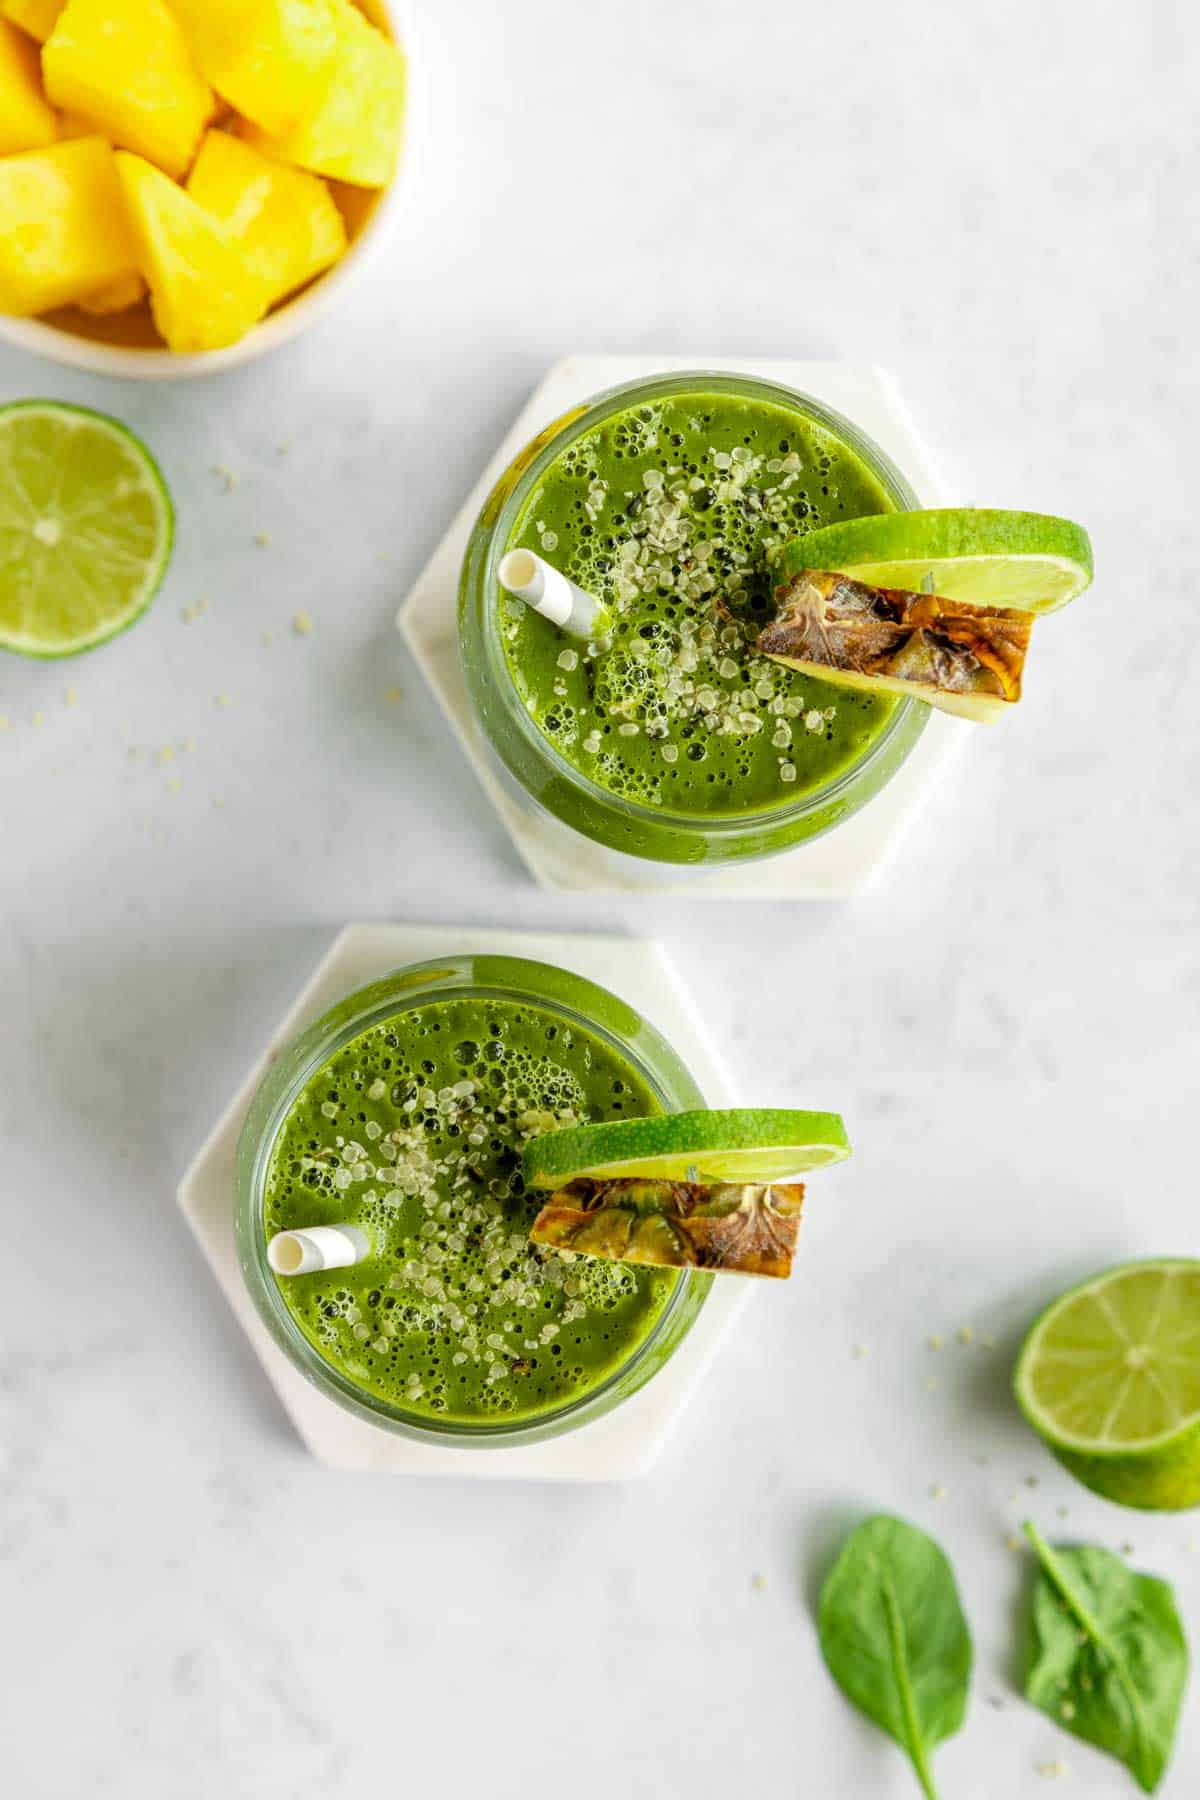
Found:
[398,354,966,897]
[178,924,746,1481]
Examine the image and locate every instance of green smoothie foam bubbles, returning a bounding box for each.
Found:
[459,371,929,865]
[236,954,712,1446]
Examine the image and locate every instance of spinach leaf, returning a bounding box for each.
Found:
[1023,1521,1189,1793]
[818,1514,972,1800]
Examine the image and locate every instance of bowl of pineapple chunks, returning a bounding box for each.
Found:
[0,0,407,377]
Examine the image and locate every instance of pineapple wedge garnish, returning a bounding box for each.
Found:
[757,570,1034,721]
[529,1177,805,1279]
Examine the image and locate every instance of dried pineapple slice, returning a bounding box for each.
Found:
[757,571,1033,721]
[529,1177,806,1279]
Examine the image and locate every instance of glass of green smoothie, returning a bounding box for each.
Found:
[460,371,929,867]
[236,953,711,1446]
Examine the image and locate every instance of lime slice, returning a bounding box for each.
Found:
[776,508,1092,615]
[0,400,174,658]
[1015,1259,1200,1511]
[522,1107,850,1189]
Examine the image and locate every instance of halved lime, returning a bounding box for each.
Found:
[522,1107,851,1189]
[776,508,1092,615]
[0,400,174,658]
[1015,1259,1200,1511]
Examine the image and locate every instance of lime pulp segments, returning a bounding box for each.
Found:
[1015,1259,1200,1511]
[776,508,1093,615]
[522,1108,851,1189]
[0,400,173,658]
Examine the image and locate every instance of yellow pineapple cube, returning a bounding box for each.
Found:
[0,18,56,152]
[43,0,214,180]
[1,0,64,42]
[115,151,268,351]
[240,0,405,189]
[171,0,336,137]
[187,129,346,310]
[0,136,139,315]
[78,271,146,314]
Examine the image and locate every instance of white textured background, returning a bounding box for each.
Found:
[2,2,1199,1795]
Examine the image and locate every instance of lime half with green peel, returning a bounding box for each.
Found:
[522,1107,851,1189]
[1015,1260,1200,1511]
[776,508,1093,615]
[0,401,174,658]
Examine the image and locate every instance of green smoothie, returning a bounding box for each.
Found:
[263,993,679,1425]
[499,389,901,816]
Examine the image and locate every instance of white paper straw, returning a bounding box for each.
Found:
[267,1224,370,1276]
[498,548,609,641]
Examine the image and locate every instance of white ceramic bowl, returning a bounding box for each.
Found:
[0,0,407,381]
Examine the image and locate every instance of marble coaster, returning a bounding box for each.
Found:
[177,924,747,1481]
[397,354,966,897]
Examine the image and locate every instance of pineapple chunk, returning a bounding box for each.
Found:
[1,0,64,42]
[187,130,346,309]
[43,0,214,180]
[0,18,57,152]
[240,0,405,189]
[171,0,336,137]
[115,151,267,352]
[78,271,146,314]
[0,136,139,315]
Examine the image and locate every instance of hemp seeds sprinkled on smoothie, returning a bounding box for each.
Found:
[265,995,679,1424]
[500,391,900,815]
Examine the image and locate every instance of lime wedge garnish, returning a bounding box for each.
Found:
[522,1107,850,1189]
[777,508,1092,615]
[1015,1259,1200,1511]
[0,400,174,658]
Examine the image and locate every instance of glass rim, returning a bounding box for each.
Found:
[235,953,709,1448]
[478,368,923,836]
